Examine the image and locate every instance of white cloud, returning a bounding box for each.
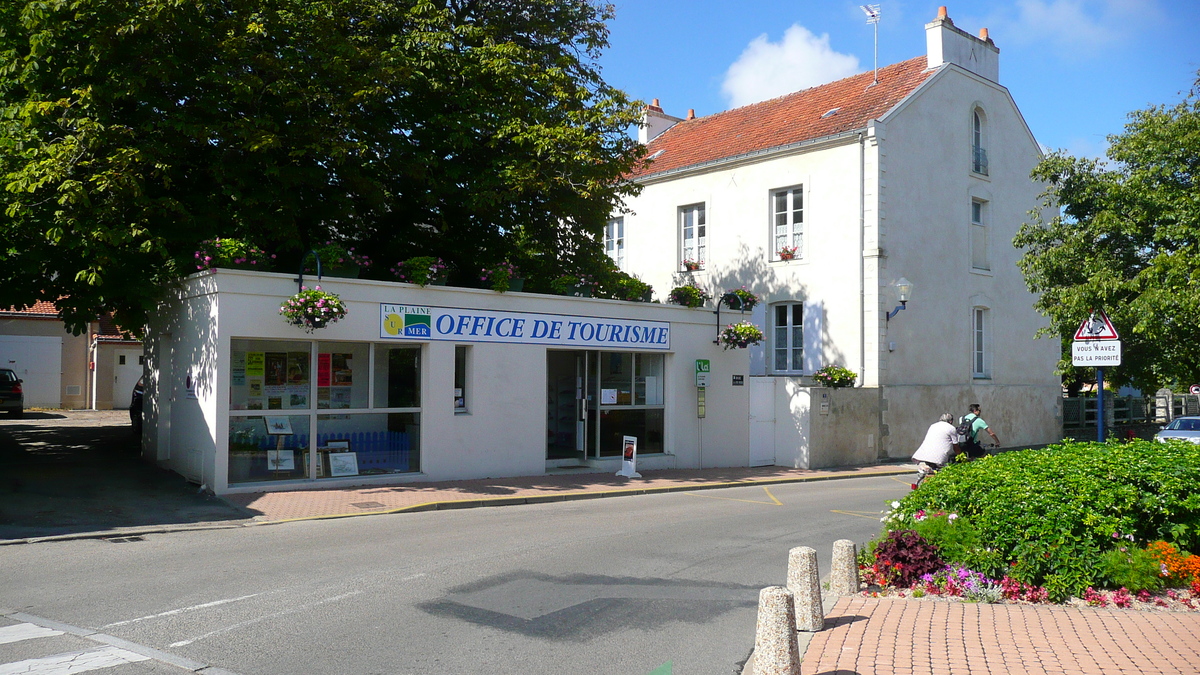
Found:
[974,0,1159,54]
[721,24,860,109]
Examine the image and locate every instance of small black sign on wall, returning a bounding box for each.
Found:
[732,375,744,386]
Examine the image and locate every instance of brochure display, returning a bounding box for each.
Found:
[616,435,641,478]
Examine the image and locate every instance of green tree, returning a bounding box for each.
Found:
[0,0,644,333]
[1014,79,1200,391]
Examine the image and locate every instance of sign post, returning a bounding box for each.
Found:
[1072,310,1120,442]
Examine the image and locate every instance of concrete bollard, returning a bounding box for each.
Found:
[753,586,801,675]
[787,546,824,631]
[830,539,860,597]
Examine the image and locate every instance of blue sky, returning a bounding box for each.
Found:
[598,0,1200,159]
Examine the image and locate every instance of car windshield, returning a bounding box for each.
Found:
[1166,419,1200,431]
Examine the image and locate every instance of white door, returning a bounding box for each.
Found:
[156,336,173,461]
[112,349,143,410]
[748,377,776,466]
[0,335,62,408]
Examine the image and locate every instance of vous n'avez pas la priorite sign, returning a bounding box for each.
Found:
[1071,310,1121,367]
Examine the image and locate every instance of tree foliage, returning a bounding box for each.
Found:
[0,0,644,333]
[1014,79,1200,390]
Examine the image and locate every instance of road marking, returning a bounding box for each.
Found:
[101,593,263,628]
[890,476,916,486]
[0,645,148,675]
[0,623,63,645]
[830,509,883,520]
[168,590,362,648]
[683,486,782,506]
[401,573,426,582]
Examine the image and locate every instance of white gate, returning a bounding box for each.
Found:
[0,335,63,408]
[748,377,776,466]
[112,349,143,410]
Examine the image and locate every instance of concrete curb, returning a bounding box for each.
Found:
[1,468,914,545]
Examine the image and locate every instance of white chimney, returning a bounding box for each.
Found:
[639,99,684,144]
[926,6,999,82]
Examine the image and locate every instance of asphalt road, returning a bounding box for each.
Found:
[0,475,909,675]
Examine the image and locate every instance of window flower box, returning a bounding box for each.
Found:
[480,262,522,293]
[667,283,711,308]
[681,258,703,272]
[778,246,798,261]
[391,257,449,286]
[194,239,275,271]
[306,241,372,278]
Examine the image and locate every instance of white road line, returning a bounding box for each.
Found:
[0,624,63,645]
[0,645,148,675]
[168,590,362,648]
[100,593,263,628]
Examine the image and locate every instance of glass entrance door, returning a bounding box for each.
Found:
[547,350,596,461]
[547,350,664,461]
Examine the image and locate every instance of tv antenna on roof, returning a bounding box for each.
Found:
[861,4,881,85]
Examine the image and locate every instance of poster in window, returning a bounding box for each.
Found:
[245,352,265,378]
[329,388,351,409]
[331,354,353,386]
[287,352,309,385]
[286,387,308,408]
[265,353,287,386]
[267,449,295,471]
[232,352,247,386]
[263,416,294,435]
[329,452,359,477]
[317,353,332,387]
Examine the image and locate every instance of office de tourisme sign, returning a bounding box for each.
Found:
[379,304,671,350]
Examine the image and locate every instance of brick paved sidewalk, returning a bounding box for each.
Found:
[222,463,914,522]
[802,596,1200,675]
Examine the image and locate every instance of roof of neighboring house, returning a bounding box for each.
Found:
[0,300,58,318]
[633,56,937,179]
[96,315,140,343]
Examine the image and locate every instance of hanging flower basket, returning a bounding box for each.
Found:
[778,246,798,261]
[280,286,348,333]
[391,256,448,286]
[813,364,857,388]
[668,283,712,308]
[719,321,764,350]
[193,239,275,271]
[721,287,760,312]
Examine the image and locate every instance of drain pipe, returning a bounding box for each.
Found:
[89,334,99,410]
[858,131,866,387]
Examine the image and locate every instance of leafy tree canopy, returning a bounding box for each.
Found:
[0,0,645,333]
[1015,77,1200,391]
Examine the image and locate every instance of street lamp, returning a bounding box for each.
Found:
[887,277,912,322]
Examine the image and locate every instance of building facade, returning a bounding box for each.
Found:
[613,8,1061,460]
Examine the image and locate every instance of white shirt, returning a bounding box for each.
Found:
[912,420,959,465]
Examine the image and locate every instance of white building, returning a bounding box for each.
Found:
[611,7,1061,460]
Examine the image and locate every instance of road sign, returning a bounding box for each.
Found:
[1190,384,1200,395]
[1072,339,1121,366]
[695,359,710,387]
[1074,310,1119,340]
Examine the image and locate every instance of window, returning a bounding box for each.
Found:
[771,187,803,260]
[605,217,625,270]
[119,355,126,365]
[772,303,804,373]
[972,308,989,378]
[971,199,989,271]
[972,109,988,175]
[679,203,706,269]
[454,345,469,413]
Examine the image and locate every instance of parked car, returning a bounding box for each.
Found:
[129,376,144,435]
[0,369,23,417]
[1155,416,1200,443]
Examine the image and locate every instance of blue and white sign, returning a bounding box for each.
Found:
[380,304,671,350]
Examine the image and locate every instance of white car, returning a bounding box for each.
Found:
[1155,416,1200,443]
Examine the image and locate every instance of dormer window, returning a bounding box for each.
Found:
[972,109,989,176]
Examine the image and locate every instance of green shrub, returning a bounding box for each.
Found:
[884,439,1200,600]
[1097,545,1165,592]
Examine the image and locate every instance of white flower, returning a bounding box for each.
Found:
[948,513,959,522]
[891,501,901,509]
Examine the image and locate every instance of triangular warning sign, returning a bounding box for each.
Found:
[1074,311,1119,340]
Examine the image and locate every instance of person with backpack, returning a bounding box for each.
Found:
[959,403,1000,458]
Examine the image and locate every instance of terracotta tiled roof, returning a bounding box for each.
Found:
[0,300,58,316]
[96,314,141,342]
[633,56,936,178]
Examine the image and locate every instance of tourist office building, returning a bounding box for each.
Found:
[142,269,780,496]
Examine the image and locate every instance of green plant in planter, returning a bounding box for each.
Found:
[667,283,711,308]
[391,257,448,286]
[551,274,598,297]
[280,286,348,332]
[813,364,857,388]
[721,287,759,311]
[614,275,653,302]
[193,239,275,271]
[306,241,372,276]
[480,262,522,292]
[719,321,764,349]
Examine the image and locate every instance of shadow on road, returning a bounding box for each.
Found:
[0,411,252,540]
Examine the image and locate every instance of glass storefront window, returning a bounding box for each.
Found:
[634,354,664,406]
[230,340,311,411]
[316,342,370,409]
[228,415,311,483]
[316,413,421,477]
[600,352,633,405]
[598,409,664,456]
[373,345,420,409]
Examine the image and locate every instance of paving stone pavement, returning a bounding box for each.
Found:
[800,596,1200,675]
